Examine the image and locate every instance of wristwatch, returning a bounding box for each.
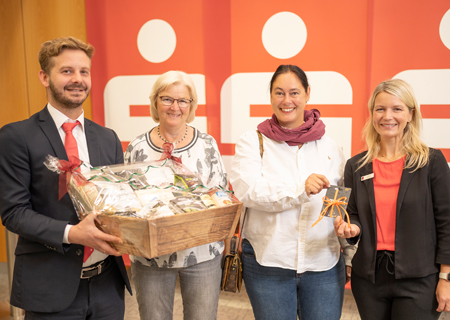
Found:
[439,272,450,281]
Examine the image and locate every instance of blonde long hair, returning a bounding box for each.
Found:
[358,79,429,171]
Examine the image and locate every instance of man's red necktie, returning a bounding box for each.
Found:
[62,121,93,263]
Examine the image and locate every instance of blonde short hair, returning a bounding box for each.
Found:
[359,79,429,171]
[149,71,198,123]
[38,36,94,75]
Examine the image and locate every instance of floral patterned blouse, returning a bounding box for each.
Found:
[124,127,228,268]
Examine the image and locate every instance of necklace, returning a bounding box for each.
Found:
[378,153,404,162]
[157,124,188,145]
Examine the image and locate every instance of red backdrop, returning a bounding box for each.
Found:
[85,0,450,270]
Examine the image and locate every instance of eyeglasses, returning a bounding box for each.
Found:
[158,95,192,109]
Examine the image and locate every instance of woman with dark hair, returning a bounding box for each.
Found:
[230,64,356,320]
[335,79,450,320]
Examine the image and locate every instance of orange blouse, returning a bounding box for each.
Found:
[373,157,405,251]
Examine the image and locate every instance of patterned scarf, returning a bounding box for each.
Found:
[257,109,325,146]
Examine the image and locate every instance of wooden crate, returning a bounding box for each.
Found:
[96,202,243,259]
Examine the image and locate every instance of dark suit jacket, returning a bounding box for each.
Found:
[345,149,450,283]
[0,106,131,312]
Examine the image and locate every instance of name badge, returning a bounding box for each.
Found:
[361,173,374,181]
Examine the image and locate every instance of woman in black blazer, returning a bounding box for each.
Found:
[335,79,450,320]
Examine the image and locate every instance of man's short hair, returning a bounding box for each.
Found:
[38,36,94,74]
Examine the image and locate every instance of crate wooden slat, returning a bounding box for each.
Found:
[96,202,242,259]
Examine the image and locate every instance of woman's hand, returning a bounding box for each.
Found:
[436,280,450,312]
[437,265,450,312]
[345,266,352,284]
[305,174,330,196]
[334,216,360,238]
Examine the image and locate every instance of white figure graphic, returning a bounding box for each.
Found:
[104,19,207,142]
[220,11,353,170]
[393,9,450,159]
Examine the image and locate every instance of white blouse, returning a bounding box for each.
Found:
[124,127,228,268]
[230,130,350,272]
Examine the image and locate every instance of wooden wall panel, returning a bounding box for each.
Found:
[22,0,92,118]
[0,0,29,128]
[0,0,91,263]
[0,0,29,263]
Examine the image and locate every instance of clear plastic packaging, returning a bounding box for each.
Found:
[44,155,242,259]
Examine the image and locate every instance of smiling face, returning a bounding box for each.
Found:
[156,83,191,130]
[39,49,91,113]
[270,72,310,129]
[373,91,413,142]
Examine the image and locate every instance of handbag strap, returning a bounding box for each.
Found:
[236,207,247,238]
[256,130,264,158]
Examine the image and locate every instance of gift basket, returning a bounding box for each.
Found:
[45,156,242,259]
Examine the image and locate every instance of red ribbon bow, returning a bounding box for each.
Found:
[159,142,182,164]
[57,155,85,200]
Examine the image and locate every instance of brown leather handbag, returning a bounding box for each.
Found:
[220,232,243,292]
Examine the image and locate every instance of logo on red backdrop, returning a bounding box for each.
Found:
[85,1,450,165]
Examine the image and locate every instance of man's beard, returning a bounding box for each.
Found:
[49,80,90,109]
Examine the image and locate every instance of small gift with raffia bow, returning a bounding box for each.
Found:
[311,185,352,228]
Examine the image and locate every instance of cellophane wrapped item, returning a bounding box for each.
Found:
[44,155,242,259]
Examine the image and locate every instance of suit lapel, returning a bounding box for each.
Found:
[38,106,67,160]
[84,120,101,167]
[359,162,377,231]
[396,167,416,216]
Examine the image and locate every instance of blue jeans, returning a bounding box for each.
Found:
[131,254,222,320]
[241,239,345,320]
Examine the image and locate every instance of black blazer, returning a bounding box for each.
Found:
[0,106,131,312]
[345,149,450,283]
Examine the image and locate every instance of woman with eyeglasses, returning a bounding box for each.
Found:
[124,70,228,320]
[230,64,356,320]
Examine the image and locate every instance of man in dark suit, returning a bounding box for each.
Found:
[0,36,131,319]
